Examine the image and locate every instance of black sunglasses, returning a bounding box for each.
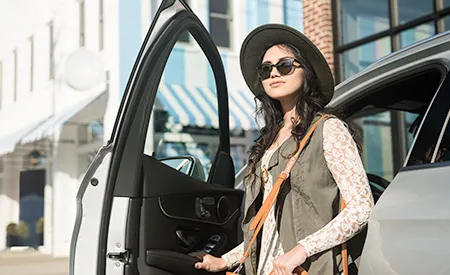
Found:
[256,58,302,80]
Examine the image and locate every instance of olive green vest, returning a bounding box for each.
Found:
[242,115,364,275]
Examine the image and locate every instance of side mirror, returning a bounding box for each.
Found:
[159,156,206,181]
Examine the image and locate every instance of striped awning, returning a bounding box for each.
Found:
[156,84,257,131]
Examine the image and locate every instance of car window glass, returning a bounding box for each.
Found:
[407,74,450,166]
[143,30,220,180]
[350,110,419,181]
[434,113,450,163]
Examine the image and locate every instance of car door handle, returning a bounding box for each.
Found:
[195,197,215,219]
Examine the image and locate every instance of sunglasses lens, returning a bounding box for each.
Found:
[258,65,272,79]
[277,61,293,75]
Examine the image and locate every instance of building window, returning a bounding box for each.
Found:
[80,0,85,47]
[209,0,232,48]
[399,22,435,48]
[340,0,390,44]
[397,0,433,24]
[13,49,17,102]
[30,36,34,92]
[49,21,54,79]
[78,119,104,145]
[441,14,450,31]
[342,37,391,79]
[334,0,450,82]
[99,0,104,50]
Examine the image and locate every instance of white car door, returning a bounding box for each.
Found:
[359,72,450,274]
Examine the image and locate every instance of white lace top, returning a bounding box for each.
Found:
[221,118,374,272]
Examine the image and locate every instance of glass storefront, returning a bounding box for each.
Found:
[397,0,433,24]
[400,22,435,48]
[334,0,448,180]
[441,15,450,31]
[336,0,450,81]
[343,37,391,79]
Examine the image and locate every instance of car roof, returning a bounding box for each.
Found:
[330,31,450,108]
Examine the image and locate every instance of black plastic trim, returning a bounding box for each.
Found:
[400,160,450,172]
[158,197,239,226]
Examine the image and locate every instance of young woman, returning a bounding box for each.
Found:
[191,24,374,275]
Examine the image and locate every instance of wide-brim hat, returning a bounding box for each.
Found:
[240,24,334,105]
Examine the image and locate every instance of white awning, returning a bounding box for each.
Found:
[157,84,257,131]
[0,118,49,156]
[20,89,107,144]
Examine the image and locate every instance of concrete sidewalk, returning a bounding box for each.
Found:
[0,250,68,275]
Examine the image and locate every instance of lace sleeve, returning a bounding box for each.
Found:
[221,242,244,269]
[297,118,374,257]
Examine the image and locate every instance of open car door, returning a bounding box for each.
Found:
[70,1,244,274]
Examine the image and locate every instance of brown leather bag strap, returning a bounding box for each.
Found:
[340,199,349,275]
[233,114,332,274]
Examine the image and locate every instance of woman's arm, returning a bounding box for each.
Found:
[297,118,374,257]
[221,242,244,269]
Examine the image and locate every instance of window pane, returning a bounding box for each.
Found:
[340,0,389,44]
[209,0,227,14]
[442,15,450,31]
[398,0,433,24]
[342,37,391,79]
[351,110,417,181]
[407,77,450,166]
[435,112,450,163]
[147,33,221,180]
[405,112,420,147]
[445,0,450,9]
[400,22,435,48]
[231,144,246,173]
[210,17,230,48]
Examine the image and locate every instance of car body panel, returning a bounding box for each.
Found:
[70,146,112,275]
[359,165,450,274]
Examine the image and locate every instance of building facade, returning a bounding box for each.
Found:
[332,0,450,181]
[0,0,120,255]
[0,0,448,257]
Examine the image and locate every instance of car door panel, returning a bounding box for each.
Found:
[359,72,450,274]
[139,155,242,274]
[359,165,450,275]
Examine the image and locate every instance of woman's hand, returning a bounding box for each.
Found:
[272,244,308,275]
[189,251,228,272]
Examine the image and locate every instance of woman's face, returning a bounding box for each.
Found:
[260,45,304,103]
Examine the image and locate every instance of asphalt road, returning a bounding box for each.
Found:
[0,250,68,275]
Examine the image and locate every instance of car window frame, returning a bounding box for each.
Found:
[404,71,450,168]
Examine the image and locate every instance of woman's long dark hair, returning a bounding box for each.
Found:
[247,43,358,176]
